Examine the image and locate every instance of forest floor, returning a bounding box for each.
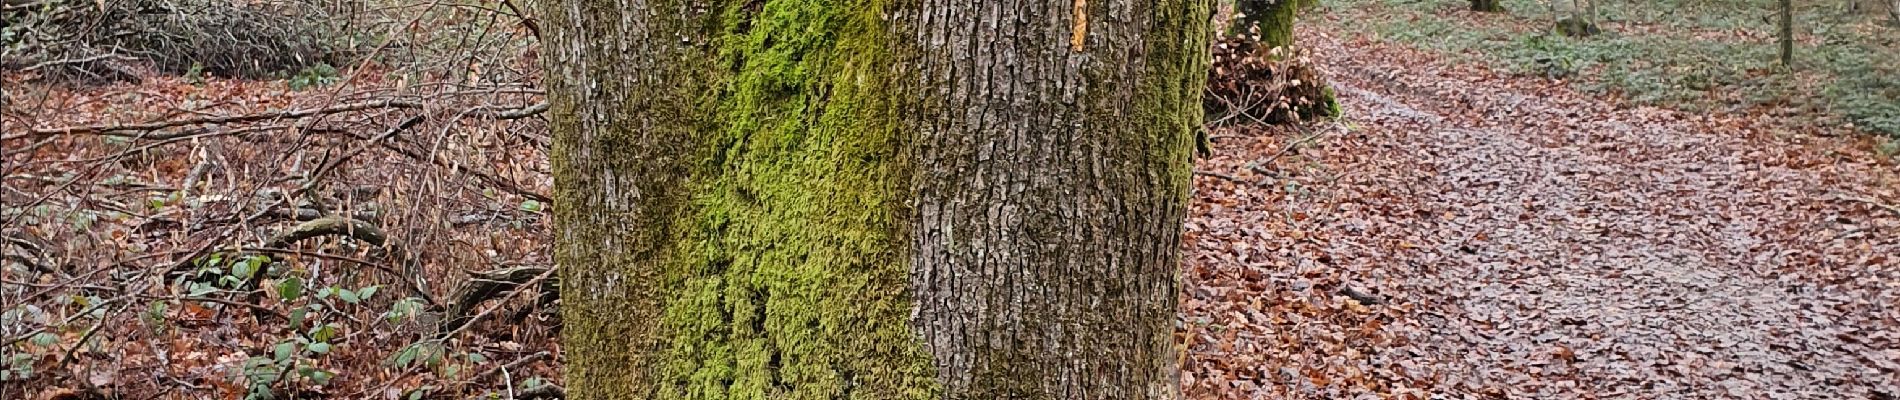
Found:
[1179,17,1900,399]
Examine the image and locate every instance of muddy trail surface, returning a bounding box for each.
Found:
[1180,26,1900,400]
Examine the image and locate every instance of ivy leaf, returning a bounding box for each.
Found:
[243,357,282,384]
[383,297,425,324]
[289,307,308,330]
[188,282,218,297]
[29,332,59,348]
[388,344,419,368]
[277,276,304,300]
[273,341,298,363]
[231,256,260,280]
[309,323,338,343]
[299,366,335,385]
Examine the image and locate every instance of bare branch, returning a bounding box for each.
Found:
[466,101,548,120]
[264,216,388,249]
[22,99,424,139]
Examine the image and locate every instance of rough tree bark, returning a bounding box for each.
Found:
[541,0,1208,399]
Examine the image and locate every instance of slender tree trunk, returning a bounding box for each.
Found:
[1547,0,1560,30]
[1586,0,1599,25]
[1849,0,1898,23]
[1554,0,1600,36]
[1470,0,1503,12]
[542,0,1208,398]
[1779,0,1795,67]
[1232,0,1297,49]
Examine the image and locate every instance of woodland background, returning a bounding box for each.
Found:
[2,0,1896,398]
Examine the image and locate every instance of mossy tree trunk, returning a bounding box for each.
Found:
[1470,0,1503,12]
[541,0,1208,399]
[1232,0,1297,49]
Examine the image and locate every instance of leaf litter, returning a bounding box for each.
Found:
[1181,20,1898,399]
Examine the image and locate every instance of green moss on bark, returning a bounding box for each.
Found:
[1143,0,1213,191]
[551,0,938,399]
[656,0,938,399]
[1232,0,1298,49]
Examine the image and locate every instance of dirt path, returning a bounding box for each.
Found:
[1183,29,1899,399]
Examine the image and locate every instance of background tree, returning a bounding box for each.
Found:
[1780,0,1795,66]
[1234,0,1300,48]
[541,0,1208,398]
[1471,0,1504,13]
[1210,0,1337,125]
[1553,0,1601,36]
[1848,0,1899,25]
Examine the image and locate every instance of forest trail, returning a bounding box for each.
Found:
[1182,25,1900,399]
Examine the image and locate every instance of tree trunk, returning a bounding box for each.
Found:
[1779,0,1794,67]
[1470,0,1503,12]
[1553,0,1600,36]
[541,0,1208,398]
[1232,0,1297,49]
[1849,0,1898,23]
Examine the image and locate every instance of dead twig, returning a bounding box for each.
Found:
[297,114,426,193]
[464,384,563,400]
[474,101,548,120]
[58,300,132,368]
[19,53,138,72]
[1194,171,1246,184]
[380,139,551,203]
[471,351,551,383]
[1836,195,1900,216]
[1338,286,1385,305]
[438,266,556,339]
[495,0,541,39]
[1258,123,1336,166]
[264,216,388,249]
[19,99,424,139]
